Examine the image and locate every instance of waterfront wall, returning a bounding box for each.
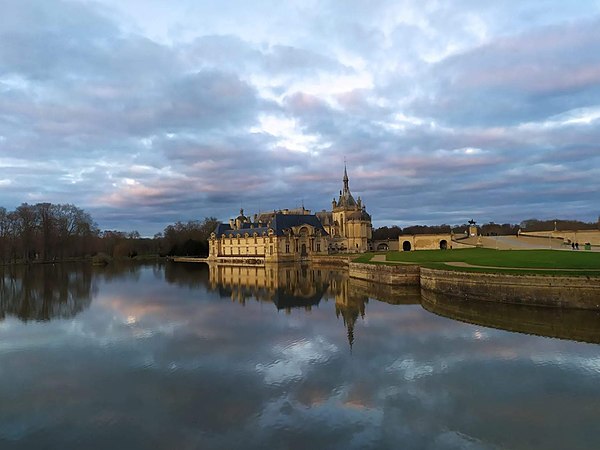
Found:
[419,268,600,309]
[348,262,420,286]
[310,255,351,266]
[349,262,600,310]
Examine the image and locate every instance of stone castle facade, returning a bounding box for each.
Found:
[208,167,372,263]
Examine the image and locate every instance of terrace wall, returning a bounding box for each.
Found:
[348,262,600,310]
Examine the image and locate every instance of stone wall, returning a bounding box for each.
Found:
[349,262,600,310]
[310,255,351,266]
[398,233,453,251]
[520,229,600,245]
[371,239,399,251]
[348,262,420,286]
[420,268,600,309]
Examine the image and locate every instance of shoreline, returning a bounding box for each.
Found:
[349,261,600,310]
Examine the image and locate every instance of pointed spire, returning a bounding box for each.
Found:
[343,161,349,192]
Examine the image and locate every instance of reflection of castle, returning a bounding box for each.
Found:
[208,263,369,349]
[208,264,330,312]
[331,274,368,350]
[208,166,372,263]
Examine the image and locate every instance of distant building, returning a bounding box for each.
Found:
[398,233,454,251]
[208,209,329,263]
[208,166,372,263]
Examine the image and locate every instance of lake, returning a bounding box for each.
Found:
[1,262,599,449]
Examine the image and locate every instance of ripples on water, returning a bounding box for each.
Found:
[1,262,599,449]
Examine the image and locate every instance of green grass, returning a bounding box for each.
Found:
[379,248,600,276]
[353,252,376,263]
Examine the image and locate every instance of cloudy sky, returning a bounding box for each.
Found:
[1,0,599,235]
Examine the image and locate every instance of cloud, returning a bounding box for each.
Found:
[409,18,600,126]
[0,0,599,234]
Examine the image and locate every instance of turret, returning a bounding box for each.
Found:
[343,164,349,193]
[235,208,247,229]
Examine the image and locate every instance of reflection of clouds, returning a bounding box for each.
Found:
[256,337,338,385]
[531,354,600,375]
[257,394,383,448]
[2,266,600,449]
[386,358,435,381]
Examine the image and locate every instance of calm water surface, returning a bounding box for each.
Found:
[1,262,599,449]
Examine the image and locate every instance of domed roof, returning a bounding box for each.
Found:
[236,208,247,221]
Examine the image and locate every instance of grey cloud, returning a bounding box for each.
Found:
[408,18,600,126]
[0,0,126,81]
[185,35,351,77]
[1,0,599,234]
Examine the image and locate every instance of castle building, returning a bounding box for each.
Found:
[208,209,330,263]
[316,165,372,253]
[208,166,372,263]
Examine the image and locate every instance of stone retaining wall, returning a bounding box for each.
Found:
[311,255,351,266]
[420,268,600,309]
[348,262,420,286]
[349,262,600,310]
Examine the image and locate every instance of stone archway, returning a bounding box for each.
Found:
[377,243,389,251]
[402,241,412,251]
[440,239,448,250]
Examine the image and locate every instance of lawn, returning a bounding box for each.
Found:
[354,248,600,276]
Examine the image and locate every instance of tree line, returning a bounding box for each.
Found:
[2,201,597,264]
[0,202,218,264]
[373,218,599,239]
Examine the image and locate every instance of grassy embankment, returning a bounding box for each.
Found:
[354,248,600,276]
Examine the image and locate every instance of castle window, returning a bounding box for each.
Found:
[317,243,321,252]
[285,243,290,253]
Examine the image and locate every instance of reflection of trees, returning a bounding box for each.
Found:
[92,261,145,282]
[164,262,209,288]
[0,264,94,321]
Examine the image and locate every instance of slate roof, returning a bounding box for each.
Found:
[347,209,371,221]
[337,190,357,208]
[214,213,329,237]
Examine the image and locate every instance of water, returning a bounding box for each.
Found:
[1,262,599,449]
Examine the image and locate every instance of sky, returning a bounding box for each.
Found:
[1,0,599,235]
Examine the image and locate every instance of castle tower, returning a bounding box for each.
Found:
[331,165,372,252]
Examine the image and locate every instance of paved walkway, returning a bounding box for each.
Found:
[459,235,600,251]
